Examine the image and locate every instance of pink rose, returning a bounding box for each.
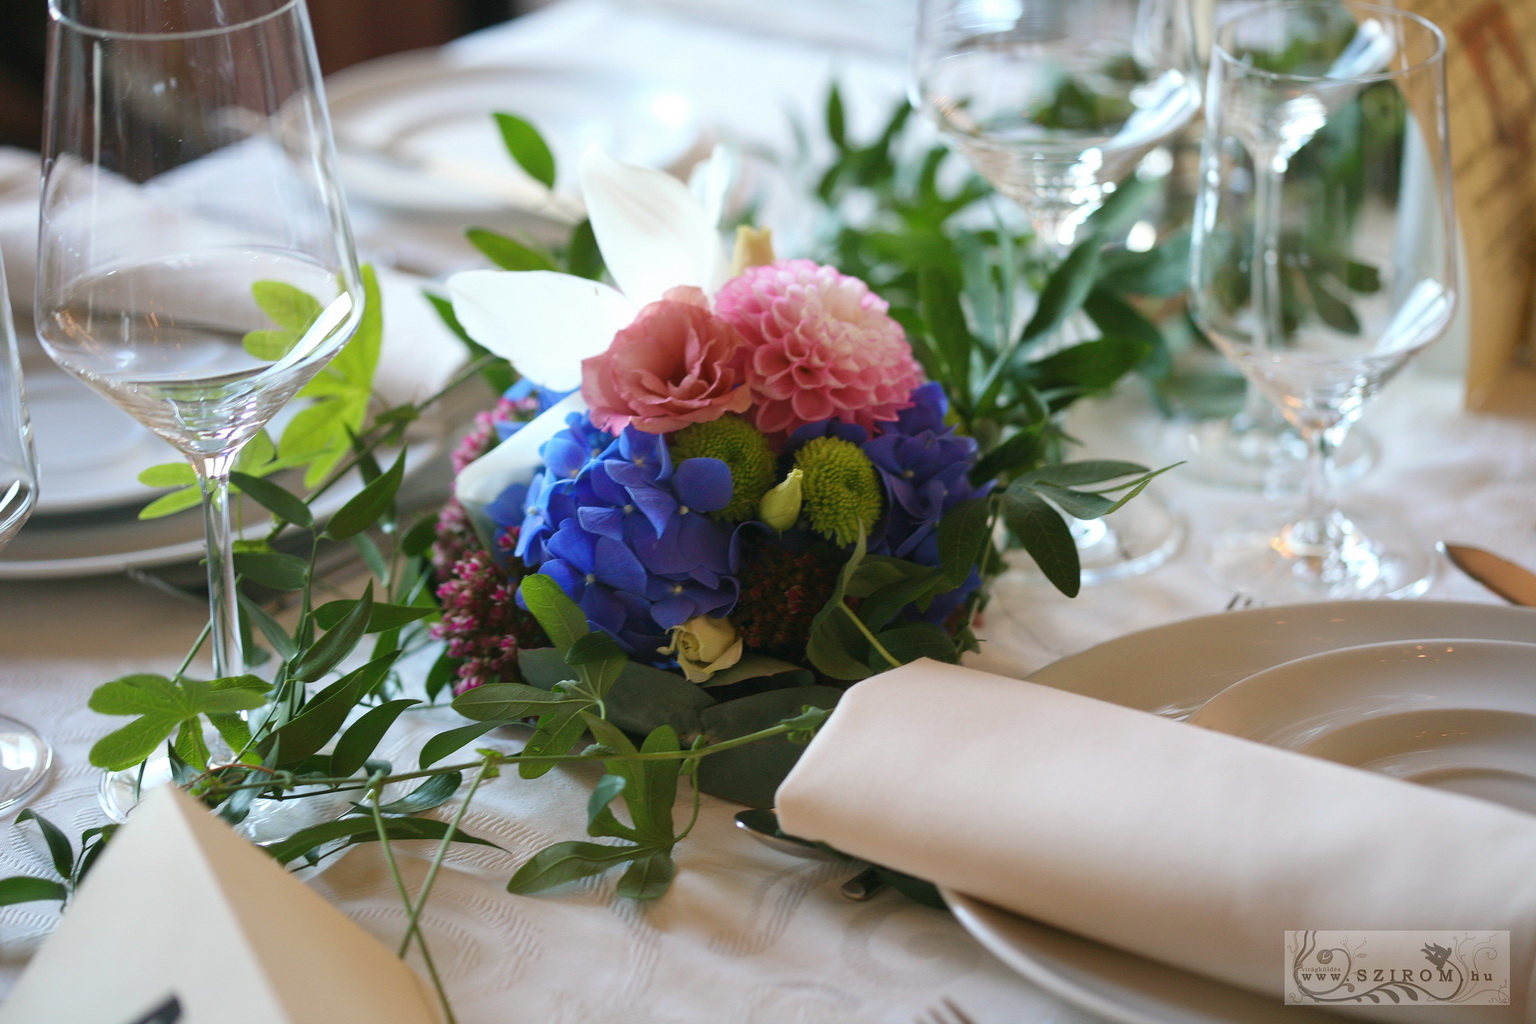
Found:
[581,286,754,434]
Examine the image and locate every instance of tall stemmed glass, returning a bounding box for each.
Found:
[911,0,1203,582]
[37,0,363,681]
[0,250,51,814]
[1189,0,1455,601]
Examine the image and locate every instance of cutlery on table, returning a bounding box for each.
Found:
[1438,542,1536,607]
[733,808,886,901]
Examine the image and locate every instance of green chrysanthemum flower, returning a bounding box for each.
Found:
[670,414,776,521]
[794,436,882,547]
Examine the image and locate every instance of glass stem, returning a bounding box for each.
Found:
[1286,418,1347,556]
[1253,149,1288,355]
[195,451,243,678]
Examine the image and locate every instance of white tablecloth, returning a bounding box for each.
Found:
[2,2,1532,1022]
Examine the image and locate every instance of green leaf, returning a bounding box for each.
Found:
[253,280,325,332]
[519,574,589,654]
[918,266,973,397]
[271,651,398,767]
[1022,460,1150,487]
[137,486,203,520]
[266,814,501,866]
[373,771,462,814]
[586,773,631,837]
[16,810,73,880]
[137,462,196,488]
[1001,484,1080,598]
[324,448,406,540]
[330,698,419,778]
[615,849,676,900]
[505,840,640,895]
[565,629,626,698]
[419,721,511,768]
[237,592,298,661]
[291,583,376,682]
[806,533,876,680]
[243,328,299,361]
[87,673,269,771]
[518,700,588,779]
[494,112,557,189]
[564,219,604,280]
[876,622,958,664]
[1029,337,1150,396]
[233,551,310,590]
[0,876,68,906]
[1019,239,1102,345]
[312,599,434,633]
[936,498,992,592]
[825,83,847,151]
[1026,481,1117,520]
[452,682,589,722]
[229,471,312,529]
[1095,233,1191,296]
[466,228,558,272]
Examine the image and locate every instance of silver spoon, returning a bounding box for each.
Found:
[733,808,886,901]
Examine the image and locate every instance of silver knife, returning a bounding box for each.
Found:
[1438,542,1536,607]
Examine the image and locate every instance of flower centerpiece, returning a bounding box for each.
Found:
[430,149,999,805]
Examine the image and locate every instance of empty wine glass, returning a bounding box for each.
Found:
[912,0,1203,582]
[38,0,364,814]
[0,250,51,814]
[1189,0,1455,601]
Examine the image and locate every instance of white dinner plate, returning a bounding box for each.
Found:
[0,435,449,579]
[1189,638,1536,815]
[325,50,703,215]
[947,601,1536,1024]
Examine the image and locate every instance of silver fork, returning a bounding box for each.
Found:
[916,997,976,1024]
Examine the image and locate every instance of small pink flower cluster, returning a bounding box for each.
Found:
[580,259,924,438]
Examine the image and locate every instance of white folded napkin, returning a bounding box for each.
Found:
[0,145,464,409]
[775,659,1536,1022]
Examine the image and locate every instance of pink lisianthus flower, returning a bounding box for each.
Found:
[581,286,754,434]
[715,259,923,436]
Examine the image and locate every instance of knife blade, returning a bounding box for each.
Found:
[1438,542,1536,606]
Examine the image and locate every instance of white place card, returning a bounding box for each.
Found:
[0,786,442,1024]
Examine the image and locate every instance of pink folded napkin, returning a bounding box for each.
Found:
[775,659,1536,1022]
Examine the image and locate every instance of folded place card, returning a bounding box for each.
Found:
[776,659,1536,1023]
[0,786,441,1024]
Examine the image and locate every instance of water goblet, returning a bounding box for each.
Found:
[0,250,51,814]
[37,0,364,815]
[911,0,1203,582]
[1188,0,1456,601]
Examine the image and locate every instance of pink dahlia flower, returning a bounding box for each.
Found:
[581,286,753,435]
[715,259,923,435]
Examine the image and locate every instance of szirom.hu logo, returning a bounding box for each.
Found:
[1284,931,1511,1007]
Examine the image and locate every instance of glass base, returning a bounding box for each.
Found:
[1201,506,1436,603]
[1164,414,1378,492]
[0,714,52,814]
[99,755,354,846]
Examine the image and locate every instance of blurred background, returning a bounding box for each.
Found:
[0,0,535,151]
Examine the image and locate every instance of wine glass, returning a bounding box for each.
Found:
[0,249,52,814]
[37,0,363,810]
[1189,0,1455,601]
[911,0,1203,583]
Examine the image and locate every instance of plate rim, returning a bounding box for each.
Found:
[950,600,1536,1024]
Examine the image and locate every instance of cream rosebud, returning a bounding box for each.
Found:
[659,615,744,684]
[758,468,803,532]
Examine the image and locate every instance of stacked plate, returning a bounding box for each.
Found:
[947,600,1536,1024]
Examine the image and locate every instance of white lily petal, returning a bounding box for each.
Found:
[446,269,634,393]
[578,147,729,306]
[688,143,738,234]
[455,391,591,506]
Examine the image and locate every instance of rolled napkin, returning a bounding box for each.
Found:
[775,659,1536,1022]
